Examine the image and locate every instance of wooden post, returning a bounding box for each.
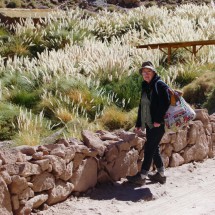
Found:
[193,45,197,57]
[168,46,171,64]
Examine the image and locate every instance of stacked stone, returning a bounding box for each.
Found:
[0,109,214,215]
[160,109,215,167]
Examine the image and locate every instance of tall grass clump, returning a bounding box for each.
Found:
[14,109,52,146]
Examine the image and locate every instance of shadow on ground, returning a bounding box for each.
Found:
[87,180,154,202]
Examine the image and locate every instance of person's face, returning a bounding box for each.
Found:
[141,68,155,83]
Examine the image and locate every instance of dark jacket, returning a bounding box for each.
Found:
[136,74,170,127]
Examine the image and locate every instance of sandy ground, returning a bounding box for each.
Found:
[39,158,215,215]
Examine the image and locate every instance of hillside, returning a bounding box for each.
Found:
[0,0,213,11]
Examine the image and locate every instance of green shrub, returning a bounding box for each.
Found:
[204,87,215,114]
[183,72,215,106]
[175,66,201,88]
[10,90,41,109]
[0,102,19,140]
[99,106,136,131]
[103,72,142,110]
[6,0,21,8]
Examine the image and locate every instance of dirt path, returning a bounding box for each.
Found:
[38,158,215,215]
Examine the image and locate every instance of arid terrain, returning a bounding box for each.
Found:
[38,157,215,215]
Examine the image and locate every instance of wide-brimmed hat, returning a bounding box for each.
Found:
[139,61,156,74]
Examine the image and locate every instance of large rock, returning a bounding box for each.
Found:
[15,145,37,156]
[106,149,139,180]
[195,109,210,126]
[0,170,12,185]
[31,172,55,192]
[17,194,48,214]
[43,155,66,177]
[0,176,12,215]
[98,131,121,141]
[32,159,50,171]
[82,130,106,156]
[183,132,209,163]
[169,153,184,167]
[19,162,42,177]
[59,161,73,181]
[187,122,198,145]
[105,145,119,163]
[161,132,171,144]
[0,149,26,165]
[47,180,74,205]
[172,130,187,152]
[70,157,97,192]
[162,143,174,157]
[115,130,136,142]
[9,175,29,194]
[129,136,145,151]
[161,153,169,168]
[18,187,34,201]
[64,146,76,163]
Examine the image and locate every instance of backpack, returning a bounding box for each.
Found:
[155,80,196,131]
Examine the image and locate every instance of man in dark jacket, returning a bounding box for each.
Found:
[127,61,170,185]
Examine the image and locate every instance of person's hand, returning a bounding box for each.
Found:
[153,122,161,127]
[134,127,142,134]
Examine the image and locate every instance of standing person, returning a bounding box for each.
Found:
[127,61,170,185]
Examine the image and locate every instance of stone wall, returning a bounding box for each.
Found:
[0,109,214,215]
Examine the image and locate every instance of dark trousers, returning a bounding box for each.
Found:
[141,124,165,172]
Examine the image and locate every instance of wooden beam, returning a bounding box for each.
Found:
[136,40,215,49]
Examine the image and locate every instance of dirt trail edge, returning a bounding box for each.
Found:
[39,158,215,215]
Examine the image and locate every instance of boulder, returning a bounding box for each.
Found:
[129,136,145,151]
[99,131,121,141]
[18,194,48,214]
[15,145,37,156]
[115,141,130,152]
[0,176,12,215]
[70,157,97,192]
[9,175,29,194]
[19,162,41,177]
[162,143,174,157]
[32,159,50,171]
[82,130,106,156]
[161,132,171,144]
[18,187,34,201]
[105,145,119,163]
[0,170,12,185]
[172,130,187,152]
[115,130,136,142]
[194,109,210,126]
[0,149,26,165]
[106,149,139,180]
[11,195,19,211]
[31,172,55,192]
[187,122,198,145]
[59,161,73,181]
[43,155,66,177]
[161,153,169,168]
[183,132,209,163]
[169,153,184,167]
[64,146,76,163]
[47,180,74,205]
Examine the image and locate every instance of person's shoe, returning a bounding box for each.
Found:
[126,173,146,186]
[148,172,166,184]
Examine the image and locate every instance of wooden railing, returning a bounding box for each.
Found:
[136,40,215,64]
